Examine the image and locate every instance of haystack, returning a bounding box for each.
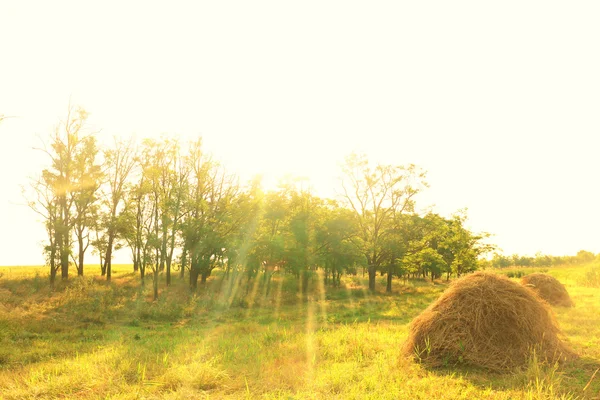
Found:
[521,273,574,307]
[403,272,574,371]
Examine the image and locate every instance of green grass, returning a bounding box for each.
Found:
[0,264,599,399]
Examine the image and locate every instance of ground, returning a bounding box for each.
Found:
[0,264,598,399]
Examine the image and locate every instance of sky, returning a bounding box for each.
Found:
[1,1,599,266]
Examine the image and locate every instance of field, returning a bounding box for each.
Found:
[0,265,599,399]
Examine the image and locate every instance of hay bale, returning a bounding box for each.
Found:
[403,272,574,371]
[521,273,574,307]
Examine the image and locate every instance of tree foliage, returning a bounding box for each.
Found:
[28,109,496,297]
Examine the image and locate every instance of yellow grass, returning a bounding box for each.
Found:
[0,264,598,399]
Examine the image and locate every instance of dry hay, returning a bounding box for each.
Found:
[402,272,575,371]
[521,273,574,307]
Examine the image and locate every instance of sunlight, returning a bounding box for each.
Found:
[224,270,245,307]
[225,201,263,308]
[358,275,371,305]
[304,283,316,385]
[273,273,285,320]
[259,269,274,309]
[4,1,600,397]
[244,271,264,319]
[343,281,357,320]
[315,269,328,327]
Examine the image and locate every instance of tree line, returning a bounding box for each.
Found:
[485,250,597,269]
[26,107,493,299]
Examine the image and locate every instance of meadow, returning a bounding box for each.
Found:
[0,265,599,399]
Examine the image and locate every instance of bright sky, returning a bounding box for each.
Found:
[1,1,599,266]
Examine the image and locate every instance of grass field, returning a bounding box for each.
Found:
[0,264,599,399]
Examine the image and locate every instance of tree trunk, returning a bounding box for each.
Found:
[160,225,167,272]
[97,230,105,275]
[166,223,177,280]
[78,254,84,276]
[386,265,393,293]
[136,245,142,276]
[301,270,310,295]
[106,243,112,282]
[153,269,159,300]
[105,233,114,282]
[368,265,376,291]
[246,272,253,295]
[59,195,69,280]
[77,235,84,276]
[180,248,187,279]
[101,256,106,275]
[49,243,57,285]
[200,271,209,284]
[60,229,69,280]
[190,268,199,290]
[132,251,138,272]
[265,270,273,296]
[50,264,57,285]
[60,247,69,280]
[166,261,171,286]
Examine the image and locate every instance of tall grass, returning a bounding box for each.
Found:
[577,266,600,288]
[0,265,598,399]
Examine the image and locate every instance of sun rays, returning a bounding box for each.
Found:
[273,272,285,320]
[305,291,317,384]
[315,269,329,327]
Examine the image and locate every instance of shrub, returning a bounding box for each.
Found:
[577,267,600,288]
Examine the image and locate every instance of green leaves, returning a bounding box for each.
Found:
[340,153,428,290]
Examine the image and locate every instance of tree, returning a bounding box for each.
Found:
[436,212,494,278]
[575,250,595,264]
[99,138,136,281]
[25,176,60,284]
[34,107,98,280]
[70,132,102,276]
[120,169,149,280]
[395,212,493,282]
[340,153,427,291]
[181,139,247,290]
[238,187,284,295]
[379,213,420,290]
[491,253,512,268]
[137,177,161,294]
[284,182,320,295]
[150,138,188,285]
[315,202,365,287]
[403,247,447,282]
